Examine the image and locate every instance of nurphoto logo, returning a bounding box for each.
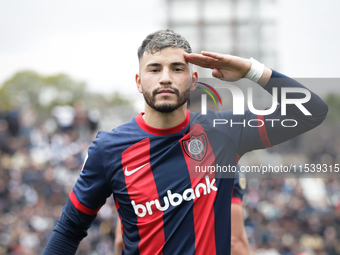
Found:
[199,82,311,116]
[197,81,312,128]
[197,82,223,115]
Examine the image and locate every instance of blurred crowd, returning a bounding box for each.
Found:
[0,104,339,255]
[0,104,119,255]
[244,178,340,255]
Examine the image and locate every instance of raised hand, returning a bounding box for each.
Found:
[184,51,252,81]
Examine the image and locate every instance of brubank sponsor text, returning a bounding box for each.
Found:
[131,176,217,217]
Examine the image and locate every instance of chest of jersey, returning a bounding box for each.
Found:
[103,115,237,254]
[110,124,236,220]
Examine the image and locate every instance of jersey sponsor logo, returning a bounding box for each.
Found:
[124,163,149,176]
[131,176,217,217]
[182,133,207,161]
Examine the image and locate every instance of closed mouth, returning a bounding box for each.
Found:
[157,89,175,94]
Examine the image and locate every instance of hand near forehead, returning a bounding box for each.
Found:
[184,51,252,81]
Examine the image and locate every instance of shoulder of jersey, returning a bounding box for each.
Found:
[112,118,139,133]
[190,109,234,125]
[96,117,145,146]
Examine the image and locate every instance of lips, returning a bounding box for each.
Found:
[152,87,179,97]
[157,89,175,95]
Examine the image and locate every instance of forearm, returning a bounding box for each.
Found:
[257,66,272,87]
[246,59,327,121]
[253,60,326,118]
[115,219,123,254]
[231,234,250,255]
[263,70,328,146]
[264,69,328,116]
[43,200,96,254]
[231,204,250,255]
[43,230,80,255]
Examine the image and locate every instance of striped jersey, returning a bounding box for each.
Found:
[43,70,328,255]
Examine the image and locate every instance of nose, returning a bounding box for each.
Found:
[159,68,172,85]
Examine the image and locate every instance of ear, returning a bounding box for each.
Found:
[190,71,198,91]
[136,74,143,93]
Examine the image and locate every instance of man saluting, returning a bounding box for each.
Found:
[43,29,328,255]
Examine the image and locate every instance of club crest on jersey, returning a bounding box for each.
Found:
[182,134,207,161]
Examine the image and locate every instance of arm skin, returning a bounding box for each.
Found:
[184,51,271,86]
[231,203,250,255]
[115,220,123,255]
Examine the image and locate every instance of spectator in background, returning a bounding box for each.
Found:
[87,108,101,133]
[20,107,37,137]
[7,107,20,137]
[73,101,89,138]
[0,119,12,154]
[52,103,76,133]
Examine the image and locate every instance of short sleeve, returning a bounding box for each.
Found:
[70,132,112,215]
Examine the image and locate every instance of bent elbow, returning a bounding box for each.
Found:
[314,101,328,126]
[322,102,329,119]
[304,101,328,128]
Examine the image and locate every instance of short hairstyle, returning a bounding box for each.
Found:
[138,29,192,61]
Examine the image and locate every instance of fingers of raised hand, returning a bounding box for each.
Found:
[212,68,224,78]
[184,53,221,68]
[201,51,225,61]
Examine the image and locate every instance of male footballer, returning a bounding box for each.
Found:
[43,29,328,255]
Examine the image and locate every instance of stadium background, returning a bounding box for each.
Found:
[0,0,340,254]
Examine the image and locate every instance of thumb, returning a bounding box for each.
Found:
[212,68,223,78]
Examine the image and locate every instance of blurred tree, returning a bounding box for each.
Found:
[324,94,340,124]
[0,70,132,112]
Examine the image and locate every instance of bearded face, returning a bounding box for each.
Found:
[136,47,197,114]
[141,84,191,113]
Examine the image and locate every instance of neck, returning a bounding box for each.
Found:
[143,104,187,129]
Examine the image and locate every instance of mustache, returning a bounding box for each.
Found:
[152,86,180,97]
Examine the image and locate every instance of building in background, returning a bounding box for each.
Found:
[165,0,278,72]
[165,0,278,110]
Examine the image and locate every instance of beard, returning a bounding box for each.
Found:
[142,85,191,113]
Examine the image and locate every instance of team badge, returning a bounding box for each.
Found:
[182,134,207,161]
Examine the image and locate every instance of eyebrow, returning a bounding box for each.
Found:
[146,62,187,68]
[171,62,187,67]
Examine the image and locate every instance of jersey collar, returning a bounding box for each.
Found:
[135,109,190,136]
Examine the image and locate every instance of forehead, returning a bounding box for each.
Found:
[140,47,187,67]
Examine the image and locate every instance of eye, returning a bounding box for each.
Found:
[174,68,184,72]
[150,69,159,73]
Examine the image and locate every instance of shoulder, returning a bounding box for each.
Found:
[94,114,153,158]
[95,115,141,144]
[190,109,234,118]
[190,109,233,125]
